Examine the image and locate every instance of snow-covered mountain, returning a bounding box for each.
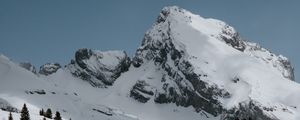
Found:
[0,6,299,120]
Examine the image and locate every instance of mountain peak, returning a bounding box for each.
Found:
[0,6,298,120]
[137,6,294,81]
[131,6,297,119]
[158,6,236,38]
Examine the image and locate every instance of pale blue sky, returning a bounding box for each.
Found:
[0,0,299,81]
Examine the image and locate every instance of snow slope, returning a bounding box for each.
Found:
[0,54,211,120]
[0,6,299,120]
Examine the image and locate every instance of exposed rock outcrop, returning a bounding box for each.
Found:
[66,48,131,87]
[130,80,155,103]
[39,63,61,75]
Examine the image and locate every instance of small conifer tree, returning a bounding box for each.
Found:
[54,111,62,120]
[8,112,13,120]
[45,108,52,119]
[39,109,44,116]
[20,104,30,120]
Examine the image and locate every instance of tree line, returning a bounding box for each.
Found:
[4,103,67,120]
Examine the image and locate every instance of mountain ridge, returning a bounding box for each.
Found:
[0,6,298,120]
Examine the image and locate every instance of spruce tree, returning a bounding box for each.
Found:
[54,111,62,120]
[20,104,30,120]
[45,108,52,119]
[39,109,44,116]
[8,112,13,120]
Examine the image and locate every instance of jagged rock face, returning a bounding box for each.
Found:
[132,6,231,117]
[130,80,154,103]
[219,25,246,52]
[66,48,131,87]
[19,62,36,74]
[131,6,296,119]
[223,100,280,120]
[39,63,61,75]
